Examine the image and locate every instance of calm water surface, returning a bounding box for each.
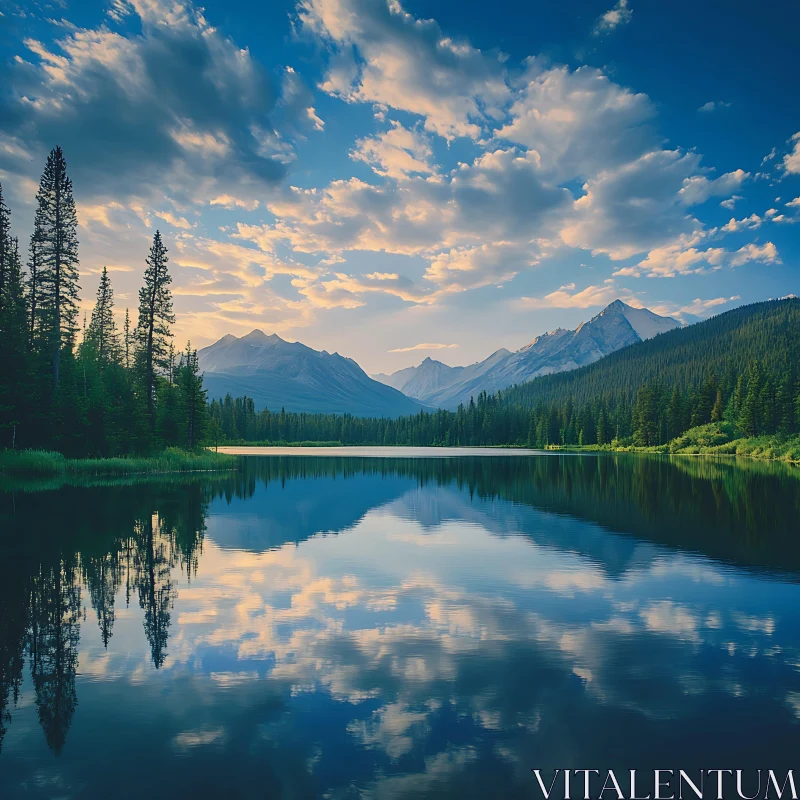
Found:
[1,454,800,798]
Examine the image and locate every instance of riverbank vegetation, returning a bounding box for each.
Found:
[0,447,237,478]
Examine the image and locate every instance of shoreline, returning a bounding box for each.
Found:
[0,448,238,480]
[213,441,800,465]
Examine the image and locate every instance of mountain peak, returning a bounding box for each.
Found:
[241,329,278,341]
[600,299,631,314]
[593,300,680,341]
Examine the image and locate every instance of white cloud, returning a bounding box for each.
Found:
[593,0,633,34]
[720,195,742,210]
[560,149,705,260]
[210,195,260,211]
[615,231,780,279]
[389,343,459,352]
[678,169,749,206]
[782,132,800,174]
[520,279,640,310]
[351,121,435,179]
[786,197,800,208]
[497,64,656,180]
[676,296,739,317]
[2,0,302,208]
[154,209,194,229]
[721,214,761,233]
[297,0,509,140]
[729,241,780,267]
[698,100,731,113]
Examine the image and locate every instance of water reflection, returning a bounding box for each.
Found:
[1,455,799,797]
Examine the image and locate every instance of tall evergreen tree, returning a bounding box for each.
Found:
[34,147,80,388]
[0,239,29,447]
[86,267,120,365]
[123,308,132,370]
[135,231,174,429]
[0,183,10,316]
[26,230,44,351]
[738,361,762,437]
[176,342,207,450]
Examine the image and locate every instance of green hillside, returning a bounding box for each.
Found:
[499,298,800,409]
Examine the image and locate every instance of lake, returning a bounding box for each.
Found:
[1,453,799,798]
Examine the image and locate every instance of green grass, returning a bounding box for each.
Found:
[0,447,238,478]
[553,422,800,464]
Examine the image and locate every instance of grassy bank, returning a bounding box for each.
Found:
[549,422,800,464]
[0,447,238,478]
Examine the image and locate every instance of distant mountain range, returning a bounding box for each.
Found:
[374,300,680,409]
[198,301,679,416]
[198,330,427,417]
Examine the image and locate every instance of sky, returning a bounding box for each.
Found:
[0,0,798,374]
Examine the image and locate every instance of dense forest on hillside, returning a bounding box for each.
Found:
[0,148,208,457]
[209,299,800,455]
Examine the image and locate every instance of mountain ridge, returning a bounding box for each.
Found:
[376,300,680,409]
[198,330,428,417]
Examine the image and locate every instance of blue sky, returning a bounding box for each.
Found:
[0,0,797,373]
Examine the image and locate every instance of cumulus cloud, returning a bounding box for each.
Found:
[721,214,761,233]
[729,241,780,267]
[0,0,319,207]
[497,64,656,180]
[296,0,509,140]
[351,121,435,179]
[560,149,705,260]
[678,169,749,206]
[389,343,459,352]
[613,230,780,279]
[593,0,633,34]
[783,132,800,174]
[241,147,568,271]
[720,195,742,210]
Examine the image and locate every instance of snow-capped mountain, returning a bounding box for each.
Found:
[198,330,427,417]
[376,300,680,409]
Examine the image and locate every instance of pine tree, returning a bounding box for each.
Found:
[26,230,45,351]
[123,308,132,370]
[0,239,29,447]
[596,407,609,445]
[711,390,725,423]
[135,231,174,428]
[738,362,762,437]
[34,147,80,388]
[86,267,120,365]
[0,183,10,317]
[176,342,207,449]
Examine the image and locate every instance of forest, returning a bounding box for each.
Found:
[0,148,208,457]
[208,299,800,457]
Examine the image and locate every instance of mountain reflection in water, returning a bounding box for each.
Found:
[1,454,799,798]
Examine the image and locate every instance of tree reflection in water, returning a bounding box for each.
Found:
[0,453,798,756]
